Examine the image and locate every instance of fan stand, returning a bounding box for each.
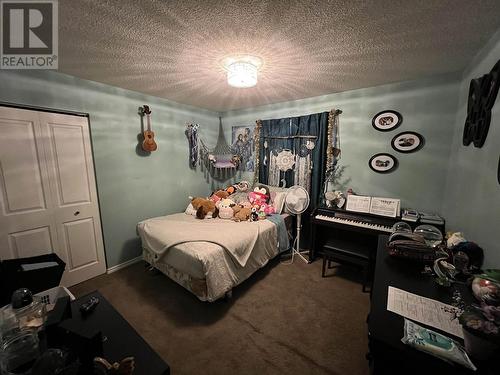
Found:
[283,214,309,264]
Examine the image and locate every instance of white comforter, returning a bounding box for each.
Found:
[137,213,279,300]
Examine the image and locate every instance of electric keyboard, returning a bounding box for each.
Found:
[314,214,393,233]
[312,207,399,235]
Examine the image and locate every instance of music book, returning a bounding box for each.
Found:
[369,197,400,218]
[346,195,371,213]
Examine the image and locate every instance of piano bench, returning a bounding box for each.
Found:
[321,247,371,293]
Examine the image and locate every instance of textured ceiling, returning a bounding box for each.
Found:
[59,0,500,111]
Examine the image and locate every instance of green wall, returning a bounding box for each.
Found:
[1,37,498,269]
[222,74,461,213]
[0,70,219,268]
[443,30,500,268]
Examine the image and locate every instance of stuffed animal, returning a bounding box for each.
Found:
[218,199,235,219]
[259,203,275,216]
[250,207,259,221]
[248,185,270,206]
[190,197,218,219]
[232,204,252,222]
[210,189,230,205]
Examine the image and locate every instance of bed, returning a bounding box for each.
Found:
[137,213,290,301]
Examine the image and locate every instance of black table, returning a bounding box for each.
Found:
[368,236,495,375]
[69,291,169,375]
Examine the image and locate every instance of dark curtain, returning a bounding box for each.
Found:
[258,111,329,206]
[258,112,329,249]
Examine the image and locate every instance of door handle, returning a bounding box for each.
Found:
[74,211,80,216]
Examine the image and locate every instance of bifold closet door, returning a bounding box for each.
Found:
[0,106,106,286]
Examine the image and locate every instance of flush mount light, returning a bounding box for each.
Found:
[222,55,262,88]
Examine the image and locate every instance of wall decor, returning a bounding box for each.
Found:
[231,124,256,171]
[391,131,425,153]
[372,110,402,132]
[369,153,398,173]
[463,59,499,148]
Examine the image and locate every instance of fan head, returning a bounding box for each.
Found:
[285,186,310,214]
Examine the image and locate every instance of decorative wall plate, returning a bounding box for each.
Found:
[391,131,425,153]
[369,153,398,173]
[372,110,403,132]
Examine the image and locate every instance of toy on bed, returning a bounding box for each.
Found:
[190,197,219,219]
[248,185,270,206]
[218,198,236,219]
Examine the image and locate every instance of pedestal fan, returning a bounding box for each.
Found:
[284,185,310,264]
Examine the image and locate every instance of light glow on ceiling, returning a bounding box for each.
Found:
[222,55,262,88]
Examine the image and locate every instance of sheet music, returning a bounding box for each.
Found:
[387,286,463,338]
[346,195,371,213]
[369,197,400,217]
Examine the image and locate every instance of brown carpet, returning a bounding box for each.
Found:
[70,259,370,375]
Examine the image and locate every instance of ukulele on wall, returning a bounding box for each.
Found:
[142,105,158,152]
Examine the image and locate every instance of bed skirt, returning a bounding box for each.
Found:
[143,247,212,301]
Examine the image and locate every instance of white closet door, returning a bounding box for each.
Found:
[0,107,58,259]
[0,106,106,287]
[38,112,106,286]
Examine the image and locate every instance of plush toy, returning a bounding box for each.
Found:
[190,197,218,219]
[218,199,235,219]
[210,189,230,205]
[257,209,267,220]
[259,203,275,216]
[233,206,252,222]
[248,185,270,206]
[250,207,259,221]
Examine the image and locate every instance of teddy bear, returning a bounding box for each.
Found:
[218,198,235,219]
[232,204,252,222]
[210,189,230,205]
[190,197,218,219]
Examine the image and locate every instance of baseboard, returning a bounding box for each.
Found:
[106,255,143,274]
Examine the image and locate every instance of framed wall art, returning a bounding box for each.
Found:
[391,131,425,153]
[369,153,398,173]
[372,110,402,132]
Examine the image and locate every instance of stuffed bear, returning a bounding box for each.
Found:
[232,204,252,222]
[210,189,230,205]
[190,197,218,219]
[218,199,235,219]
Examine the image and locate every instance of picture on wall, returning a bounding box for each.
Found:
[231,125,255,171]
[372,110,403,132]
[369,153,398,173]
[391,131,425,153]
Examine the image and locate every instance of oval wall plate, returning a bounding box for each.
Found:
[372,110,402,132]
[391,131,425,153]
[369,153,398,173]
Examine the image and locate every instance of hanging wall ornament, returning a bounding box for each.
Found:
[276,149,296,171]
[253,120,262,186]
[306,139,315,150]
[463,59,499,148]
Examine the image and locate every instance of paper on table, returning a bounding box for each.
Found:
[387,286,464,339]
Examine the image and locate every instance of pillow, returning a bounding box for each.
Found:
[231,191,250,204]
[271,190,288,214]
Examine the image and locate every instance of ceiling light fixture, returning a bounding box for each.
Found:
[222,55,262,88]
